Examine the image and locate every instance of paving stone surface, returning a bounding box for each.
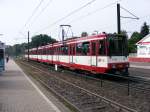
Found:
[0,60,61,112]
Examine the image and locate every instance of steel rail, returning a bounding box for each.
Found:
[20,61,138,112]
[28,71,81,112]
[28,60,150,92]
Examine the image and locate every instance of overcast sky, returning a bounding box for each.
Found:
[0,0,150,45]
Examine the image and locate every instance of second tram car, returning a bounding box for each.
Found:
[25,33,129,75]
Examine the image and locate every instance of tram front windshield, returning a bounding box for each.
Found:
[108,35,128,56]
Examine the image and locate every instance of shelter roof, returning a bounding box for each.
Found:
[136,34,150,45]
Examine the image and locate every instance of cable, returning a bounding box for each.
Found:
[34,0,97,34]
[20,0,44,31]
[29,0,53,27]
[121,6,139,19]
[67,0,121,24]
[97,14,150,34]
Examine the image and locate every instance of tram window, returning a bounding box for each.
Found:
[47,49,49,54]
[99,40,106,55]
[35,50,37,55]
[56,48,58,54]
[46,49,49,54]
[40,50,42,55]
[43,49,46,55]
[49,48,54,55]
[0,50,4,58]
[54,48,56,55]
[76,43,82,55]
[49,48,51,55]
[38,50,40,55]
[61,45,68,55]
[91,42,96,55]
[39,50,41,55]
[37,50,39,55]
[82,42,90,55]
[52,48,54,55]
[41,49,43,55]
[57,47,60,55]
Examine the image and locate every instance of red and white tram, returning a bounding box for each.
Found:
[25,33,129,75]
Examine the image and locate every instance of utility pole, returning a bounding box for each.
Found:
[28,31,30,61]
[117,3,139,34]
[117,3,121,34]
[62,28,65,42]
[15,44,17,58]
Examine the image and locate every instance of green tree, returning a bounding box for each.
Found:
[5,43,27,57]
[140,22,149,39]
[128,32,142,53]
[31,34,57,48]
[5,34,57,57]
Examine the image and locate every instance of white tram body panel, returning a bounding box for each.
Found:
[73,56,91,66]
[27,54,128,73]
[97,56,108,67]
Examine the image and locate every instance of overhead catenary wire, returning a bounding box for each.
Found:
[67,0,122,24]
[120,6,139,20]
[34,0,97,34]
[20,0,45,31]
[97,14,150,34]
[29,0,53,27]
[24,0,149,40]
[34,0,122,37]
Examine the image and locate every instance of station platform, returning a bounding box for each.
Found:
[0,60,62,112]
[129,57,150,63]
[130,62,150,69]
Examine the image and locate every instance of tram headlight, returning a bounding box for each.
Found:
[126,63,129,68]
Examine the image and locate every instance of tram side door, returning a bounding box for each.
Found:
[69,44,75,64]
[91,41,97,66]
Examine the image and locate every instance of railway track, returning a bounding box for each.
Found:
[24,59,150,93]
[18,60,138,112]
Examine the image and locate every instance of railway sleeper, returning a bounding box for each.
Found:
[75,100,102,106]
[75,95,94,100]
[81,105,107,112]
[69,96,92,103]
[78,101,106,109]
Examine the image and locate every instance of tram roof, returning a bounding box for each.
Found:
[29,33,125,51]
